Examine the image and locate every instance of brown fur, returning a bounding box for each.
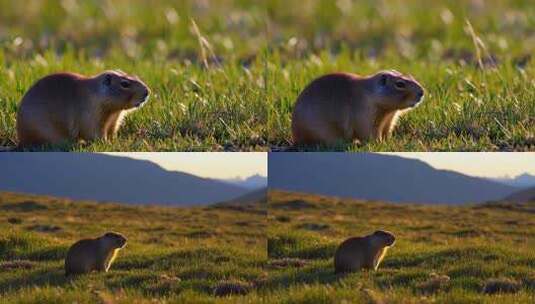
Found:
[65,232,127,276]
[334,230,396,274]
[17,70,150,147]
[292,71,424,146]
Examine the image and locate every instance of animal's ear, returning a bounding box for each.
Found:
[103,74,112,87]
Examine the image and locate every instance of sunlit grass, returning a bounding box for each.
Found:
[266,190,535,303]
[0,191,266,303]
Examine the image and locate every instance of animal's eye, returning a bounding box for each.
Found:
[120,80,131,89]
[394,81,406,89]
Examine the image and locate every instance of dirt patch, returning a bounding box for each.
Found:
[213,280,252,297]
[273,200,316,210]
[0,260,36,270]
[27,224,62,233]
[297,223,330,231]
[483,277,521,294]
[267,258,308,269]
[7,217,22,224]
[187,231,215,238]
[1,201,48,212]
[275,215,291,222]
[451,229,483,238]
[416,273,451,294]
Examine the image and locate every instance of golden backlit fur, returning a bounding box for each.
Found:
[292,71,424,146]
[65,232,127,276]
[334,230,396,274]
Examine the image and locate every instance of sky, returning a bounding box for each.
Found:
[385,152,535,178]
[104,152,267,179]
[104,152,533,180]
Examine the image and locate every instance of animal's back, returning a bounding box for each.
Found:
[20,73,84,108]
[65,239,97,276]
[292,73,362,145]
[17,73,84,146]
[334,236,368,274]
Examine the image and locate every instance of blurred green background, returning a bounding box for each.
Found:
[0,0,533,151]
[1,0,532,62]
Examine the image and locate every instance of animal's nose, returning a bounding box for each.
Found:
[416,90,424,99]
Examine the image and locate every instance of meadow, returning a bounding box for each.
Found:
[0,0,533,151]
[0,191,266,303]
[267,190,535,303]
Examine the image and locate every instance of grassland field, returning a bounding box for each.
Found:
[0,0,533,151]
[0,191,266,303]
[267,190,535,303]
[1,189,534,303]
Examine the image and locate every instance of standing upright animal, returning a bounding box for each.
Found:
[334,230,396,274]
[65,232,127,277]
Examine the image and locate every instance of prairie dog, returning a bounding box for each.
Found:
[17,70,150,147]
[292,71,424,146]
[334,230,396,274]
[65,232,127,276]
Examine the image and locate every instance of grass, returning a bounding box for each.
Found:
[1,189,534,303]
[267,190,535,303]
[0,0,534,151]
[0,191,266,303]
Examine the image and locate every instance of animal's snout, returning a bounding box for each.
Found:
[416,90,424,100]
[142,90,150,100]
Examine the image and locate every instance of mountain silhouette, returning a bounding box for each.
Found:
[225,174,267,190]
[490,173,535,188]
[268,153,518,204]
[0,153,249,205]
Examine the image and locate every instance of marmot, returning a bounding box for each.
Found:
[292,71,424,146]
[17,70,150,147]
[65,232,127,276]
[334,230,396,274]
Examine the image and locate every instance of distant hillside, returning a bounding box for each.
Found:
[225,174,267,190]
[503,186,535,203]
[490,173,535,188]
[220,188,267,205]
[269,153,517,204]
[0,153,249,205]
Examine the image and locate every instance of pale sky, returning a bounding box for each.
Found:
[102,152,533,180]
[384,152,535,178]
[104,152,267,179]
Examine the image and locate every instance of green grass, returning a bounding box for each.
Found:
[0,191,266,303]
[0,0,534,151]
[1,189,535,303]
[267,191,535,303]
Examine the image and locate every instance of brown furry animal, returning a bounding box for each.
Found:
[334,230,396,274]
[65,232,127,276]
[292,71,424,146]
[17,70,150,147]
